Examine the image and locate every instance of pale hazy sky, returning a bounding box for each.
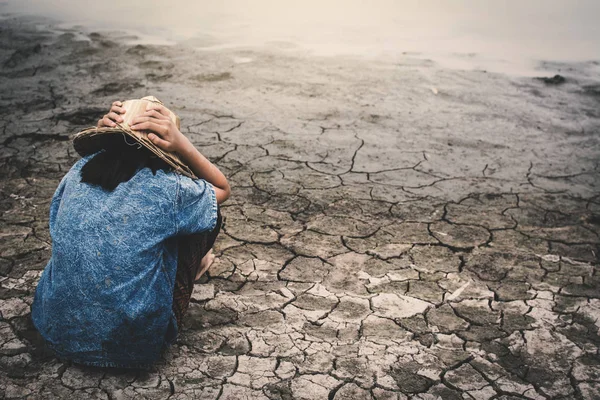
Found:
[3,1,599,74]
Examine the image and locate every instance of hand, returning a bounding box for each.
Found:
[130,103,189,153]
[97,101,125,128]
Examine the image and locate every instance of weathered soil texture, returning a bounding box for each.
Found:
[1,15,600,400]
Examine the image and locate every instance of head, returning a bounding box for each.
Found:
[73,96,196,182]
[80,135,171,191]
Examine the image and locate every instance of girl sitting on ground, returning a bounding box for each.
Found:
[31,96,230,368]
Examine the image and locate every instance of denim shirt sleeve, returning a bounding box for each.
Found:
[175,175,218,235]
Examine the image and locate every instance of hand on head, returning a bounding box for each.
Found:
[130,103,188,153]
[97,100,189,154]
[97,101,125,128]
[95,99,230,202]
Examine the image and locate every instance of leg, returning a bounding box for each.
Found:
[172,208,222,329]
[196,249,216,281]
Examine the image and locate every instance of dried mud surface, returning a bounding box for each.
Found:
[1,15,600,400]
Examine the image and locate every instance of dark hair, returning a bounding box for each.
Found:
[80,140,170,191]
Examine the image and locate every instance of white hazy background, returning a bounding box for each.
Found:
[2,0,599,75]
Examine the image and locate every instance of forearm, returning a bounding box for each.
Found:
[128,103,231,203]
[178,138,231,203]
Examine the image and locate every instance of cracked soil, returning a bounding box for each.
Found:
[1,15,600,400]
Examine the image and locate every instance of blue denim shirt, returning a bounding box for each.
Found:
[31,154,217,368]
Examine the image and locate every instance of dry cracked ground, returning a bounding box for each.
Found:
[1,15,600,400]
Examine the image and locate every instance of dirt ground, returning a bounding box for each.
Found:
[1,14,600,400]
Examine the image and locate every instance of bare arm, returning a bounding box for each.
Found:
[176,138,231,204]
[130,104,231,204]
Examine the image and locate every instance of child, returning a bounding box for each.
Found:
[31,96,230,368]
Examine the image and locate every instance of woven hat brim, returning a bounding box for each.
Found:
[72,126,197,179]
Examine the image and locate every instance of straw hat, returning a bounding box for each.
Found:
[73,96,196,179]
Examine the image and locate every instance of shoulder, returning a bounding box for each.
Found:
[132,167,180,198]
[63,154,91,178]
[177,175,212,193]
[55,154,95,188]
[177,175,215,205]
[174,175,218,234]
[72,153,96,171]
